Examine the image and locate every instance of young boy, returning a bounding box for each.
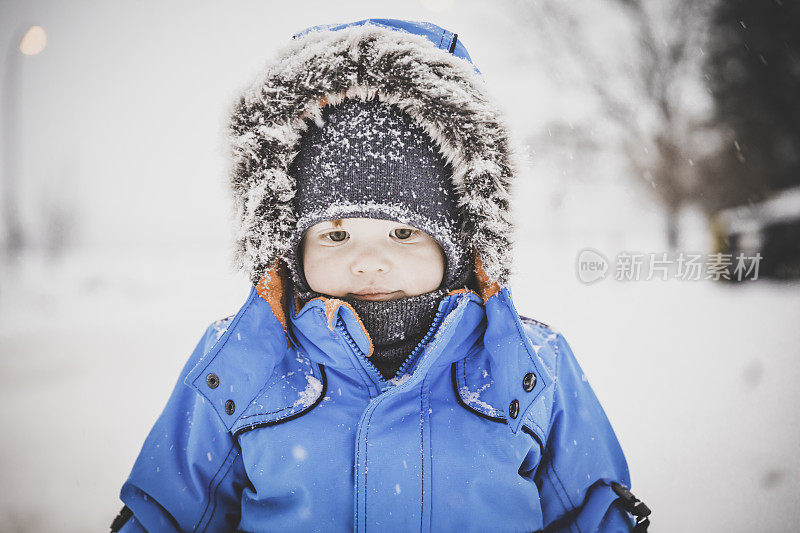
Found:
[113,19,649,532]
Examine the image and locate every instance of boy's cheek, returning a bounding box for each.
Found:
[304,259,350,295]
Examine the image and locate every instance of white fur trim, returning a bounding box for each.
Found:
[227,23,516,285]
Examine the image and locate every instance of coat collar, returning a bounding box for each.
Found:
[185,256,552,436]
[480,287,555,434]
[287,287,486,374]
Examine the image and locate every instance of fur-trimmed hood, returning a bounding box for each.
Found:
[225,19,516,328]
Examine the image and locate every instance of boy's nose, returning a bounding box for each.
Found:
[350,249,391,275]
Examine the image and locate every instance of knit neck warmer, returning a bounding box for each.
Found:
[295,287,451,381]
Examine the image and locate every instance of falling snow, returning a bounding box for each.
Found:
[292,445,308,461]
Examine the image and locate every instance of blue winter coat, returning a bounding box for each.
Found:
[116,284,637,532]
[115,19,643,532]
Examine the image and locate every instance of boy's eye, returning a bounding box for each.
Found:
[326,230,348,242]
[392,228,415,240]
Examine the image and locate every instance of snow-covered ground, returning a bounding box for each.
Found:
[0,246,250,531]
[514,238,800,533]
[1,0,799,531]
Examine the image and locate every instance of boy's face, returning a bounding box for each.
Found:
[301,218,445,301]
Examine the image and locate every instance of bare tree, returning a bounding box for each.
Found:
[510,0,717,248]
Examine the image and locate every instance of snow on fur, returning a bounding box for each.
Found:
[226,24,516,286]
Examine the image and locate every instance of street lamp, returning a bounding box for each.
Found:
[19,25,47,56]
[2,25,47,258]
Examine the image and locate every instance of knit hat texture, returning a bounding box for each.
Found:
[287,98,471,295]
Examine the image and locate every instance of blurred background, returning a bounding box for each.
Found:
[1,0,798,531]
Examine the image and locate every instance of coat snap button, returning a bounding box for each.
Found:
[224,399,235,415]
[206,373,219,389]
[509,399,520,419]
[522,372,537,392]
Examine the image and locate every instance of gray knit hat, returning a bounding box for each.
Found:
[287,98,471,294]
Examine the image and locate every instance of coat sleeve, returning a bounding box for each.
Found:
[113,322,250,532]
[532,333,647,532]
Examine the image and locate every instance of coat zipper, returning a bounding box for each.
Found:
[334,318,385,393]
[393,307,447,378]
[334,305,449,393]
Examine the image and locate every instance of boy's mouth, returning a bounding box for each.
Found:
[349,290,402,301]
